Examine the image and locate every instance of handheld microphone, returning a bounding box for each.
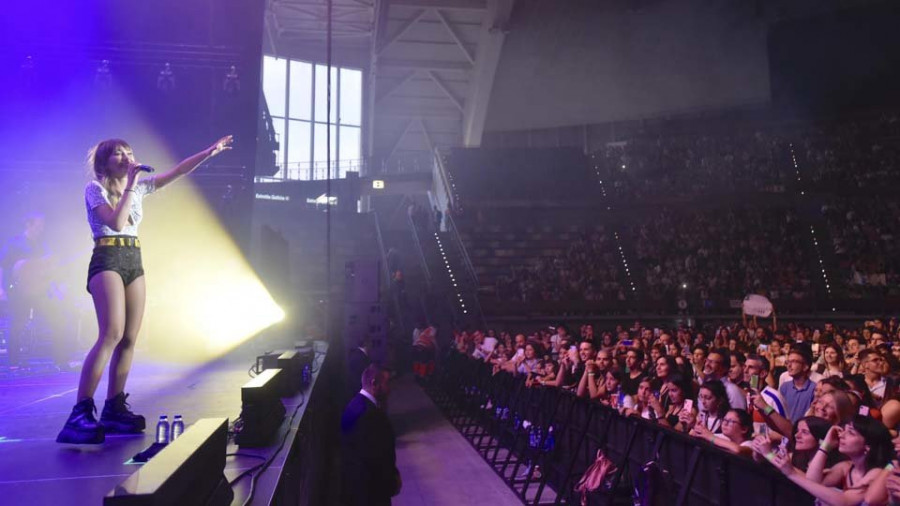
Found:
[136,165,155,173]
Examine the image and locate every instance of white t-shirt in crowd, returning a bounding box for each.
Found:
[472,337,498,359]
[720,378,748,410]
[550,333,563,352]
[869,377,887,401]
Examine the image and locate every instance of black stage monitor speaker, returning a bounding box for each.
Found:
[257,350,303,395]
[236,368,286,447]
[104,418,232,506]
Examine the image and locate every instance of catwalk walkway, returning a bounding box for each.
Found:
[388,376,523,506]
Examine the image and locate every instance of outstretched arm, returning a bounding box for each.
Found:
[154,135,233,190]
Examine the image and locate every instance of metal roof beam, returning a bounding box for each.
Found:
[386,119,415,161]
[376,109,463,119]
[380,58,472,72]
[278,0,373,6]
[377,8,429,55]
[427,70,464,112]
[418,118,437,152]
[376,70,419,104]
[435,9,475,64]
[462,0,514,147]
[391,0,487,10]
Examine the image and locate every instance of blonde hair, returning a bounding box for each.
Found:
[87,139,131,208]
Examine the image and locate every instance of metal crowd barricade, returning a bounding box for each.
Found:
[427,353,816,506]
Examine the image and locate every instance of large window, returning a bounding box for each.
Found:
[262,56,363,180]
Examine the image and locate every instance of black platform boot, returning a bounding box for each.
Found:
[57,398,105,444]
[100,392,146,434]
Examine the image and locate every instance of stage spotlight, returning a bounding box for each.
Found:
[20,55,35,88]
[157,62,176,92]
[223,65,241,94]
[95,59,112,90]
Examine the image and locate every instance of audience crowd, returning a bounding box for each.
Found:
[798,113,900,189]
[433,112,900,503]
[632,207,815,305]
[596,130,791,200]
[494,227,626,304]
[822,196,900,299]
[478,115,900,309]
[594,113,900,199]
[491,206,818,311]
[451,316,900,505]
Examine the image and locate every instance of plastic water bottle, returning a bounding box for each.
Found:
[156,415,170,444]
[301,364,311,385]
[171,415,184,441]
[528,425,537,448]
[544,426,555,452]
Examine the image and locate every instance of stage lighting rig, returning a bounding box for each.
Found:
[157,62,176,92]
[95,60,112,90]
[20,55,35,88]
[223,65,240,95]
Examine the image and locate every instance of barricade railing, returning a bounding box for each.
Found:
[427,352,815,506]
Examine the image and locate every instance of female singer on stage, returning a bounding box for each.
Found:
[57,135,232,444]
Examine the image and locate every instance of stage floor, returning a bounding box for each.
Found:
[0,340,311,505]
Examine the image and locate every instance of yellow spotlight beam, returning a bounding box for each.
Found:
[139,167,283,362]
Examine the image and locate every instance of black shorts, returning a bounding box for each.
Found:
[86,237,144,293]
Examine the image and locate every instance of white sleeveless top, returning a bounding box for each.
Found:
[84,178,156,239]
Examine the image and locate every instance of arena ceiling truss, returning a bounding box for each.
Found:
[266,0,514,174]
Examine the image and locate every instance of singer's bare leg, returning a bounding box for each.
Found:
[78,272,127,401]
[108,276,144,398]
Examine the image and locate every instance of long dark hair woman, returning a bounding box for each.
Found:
[654,373,693,430]
[790,416,844,472]
[56,136,232,444]
[770,415,893,505]
[680,379,731,434]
